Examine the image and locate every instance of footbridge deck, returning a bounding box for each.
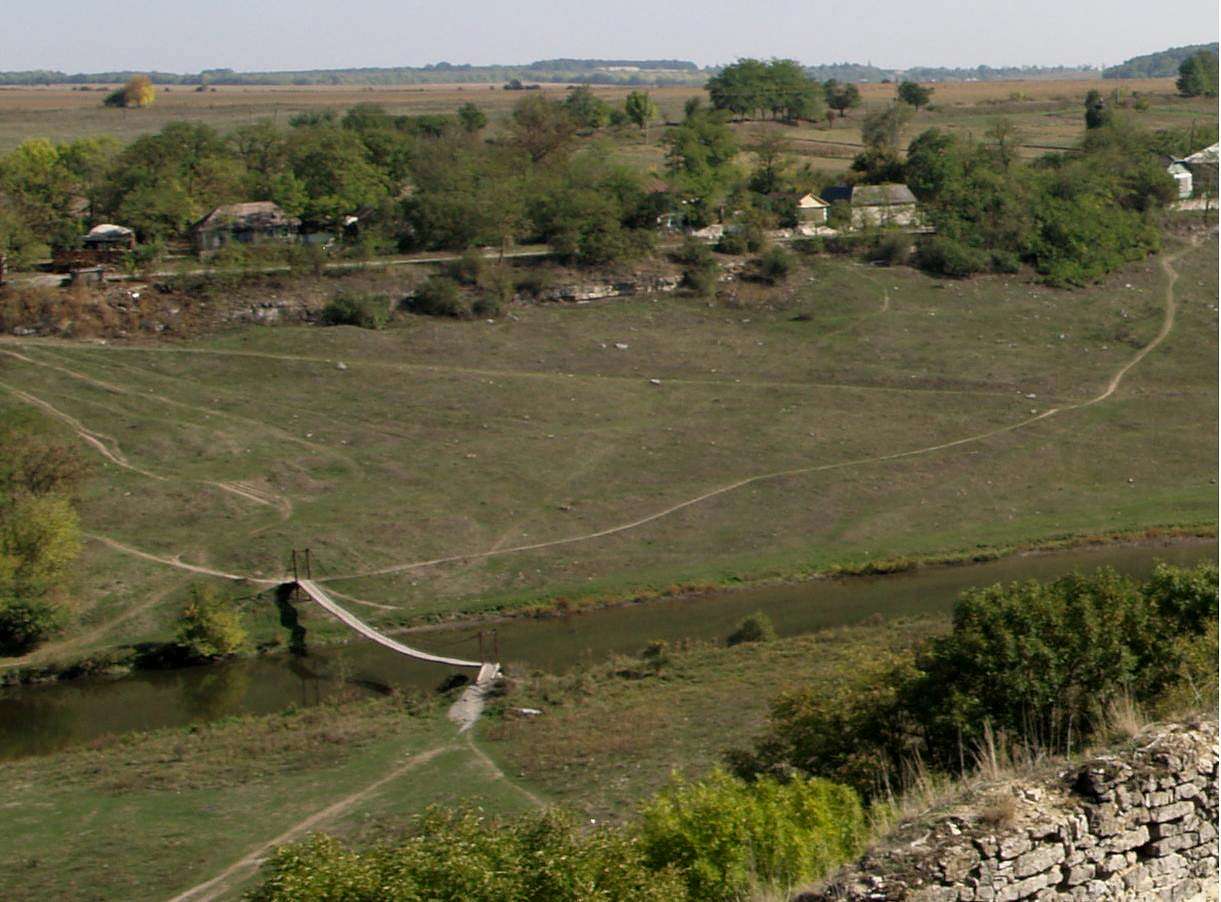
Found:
[295,579,496,680]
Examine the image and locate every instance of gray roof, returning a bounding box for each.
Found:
[194,202,300,233]
[1183,143,1219,165]
[851,184,917,206]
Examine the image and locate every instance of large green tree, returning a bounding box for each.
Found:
[1176,50,1219,97]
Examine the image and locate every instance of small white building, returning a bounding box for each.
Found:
[796,193,830,225]
[1167,162,1193,199]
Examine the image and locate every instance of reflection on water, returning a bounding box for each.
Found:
[0,539,1213,759]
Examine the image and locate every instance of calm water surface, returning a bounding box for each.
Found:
[0,540,1213,759]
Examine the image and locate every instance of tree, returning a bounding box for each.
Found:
[747,130,792,195]
[861,103,913,152]
[824,80,861,118]
[103,75,156,109]
[457,101,487,133]
[897,80,933,110]
[624,90,658,131]
[1176,50,1219,97]
[984,117,1022,171]
[1084,90,1112,130]
[175,583,247,660]
[506,94,577,164]
[562,85,610,129]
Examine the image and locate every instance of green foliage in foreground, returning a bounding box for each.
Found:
[732,564,1219,797]
[250,807,689,901]
[639,769,866,901]
[174,583,248,660]
[250,770,867,901]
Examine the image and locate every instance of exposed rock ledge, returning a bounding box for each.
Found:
[801,721,1218,901]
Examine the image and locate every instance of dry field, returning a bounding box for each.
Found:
[1,77,1214,177]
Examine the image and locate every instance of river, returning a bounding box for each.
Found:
[0,539,1212,759]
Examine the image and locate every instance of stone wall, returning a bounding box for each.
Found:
[803,722,1218,901]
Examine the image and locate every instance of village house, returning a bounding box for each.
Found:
[796,192,829,225]
[51,222,137,271]
[83,223,136,251]
[192,202,300,254]
[821,183,919,229]
[1182,143,1218,196]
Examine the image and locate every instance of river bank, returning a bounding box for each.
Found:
[0,533,1213,760]
[2,524,1214,690]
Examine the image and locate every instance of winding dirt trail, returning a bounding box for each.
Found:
[11,247,1190,592]
[167,746,447,902]
[311,244,1189,583]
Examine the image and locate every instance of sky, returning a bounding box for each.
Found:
[4,1,1218,73]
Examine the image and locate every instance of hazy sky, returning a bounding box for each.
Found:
[5,1,1218,72]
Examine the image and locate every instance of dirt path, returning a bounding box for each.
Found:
[20,247,1189,591]
[315,244,1189,582]
[462,732,546,808]
[166,746,447,902]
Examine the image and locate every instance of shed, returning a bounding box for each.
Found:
[796,193,830,225]
[1181,143,1218,196]
[83,224,136,250]
[1167,162,1193,199]
[192,202,300,254]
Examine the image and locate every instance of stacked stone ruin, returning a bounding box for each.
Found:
[803,721,1218,901]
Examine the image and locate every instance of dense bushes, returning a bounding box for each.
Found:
[251,772,867,901]
[250,807,688,901]
[0,420,86,654]
[407,276,466,317]
[731,564,1219,798]
[915,236,988,277]
[639,770,866,900]
[319,292,391,329]
[174,583,247,661]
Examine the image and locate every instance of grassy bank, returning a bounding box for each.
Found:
[480,618,946,823]
[0,696,536,901]
[0,235,1215,669]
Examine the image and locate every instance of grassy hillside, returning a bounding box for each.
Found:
[0,234,1215,667]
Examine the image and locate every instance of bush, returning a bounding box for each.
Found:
[251,808,687,901]
[735,565,1219,797]
[443,248,485,285]
[869,232,912,266]
[714,232,748,255]
[407,276,469,318]
[989,249,1021,274]
[0,597,64,655]
[638,769,866,901]
[175,584,247,661]
[672,237,715,269]
[726,611,777,646]
[683,264,720,297]
[756,247,793,285]
[914,236,988,277]
[320,292,391,329]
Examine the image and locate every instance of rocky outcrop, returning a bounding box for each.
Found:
[528,274,682,303]
[803,722,1218,901]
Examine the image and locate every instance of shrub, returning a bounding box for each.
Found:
[407,276,469,318]
[756,247,793,284]
[175,584,247,661]
[726,611,777,646]
[443,248,485,285]
[683,264,719,296]
[989,249,1021,274]
[638,769,866,901]
[715,231,748,255]
[869,232,912,266]
[0,598,64,655]
[672,236,715,269]
[250,808,687,901]
[320,292,391,329]
[914,236,988,277]
[736,565,1219,797]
